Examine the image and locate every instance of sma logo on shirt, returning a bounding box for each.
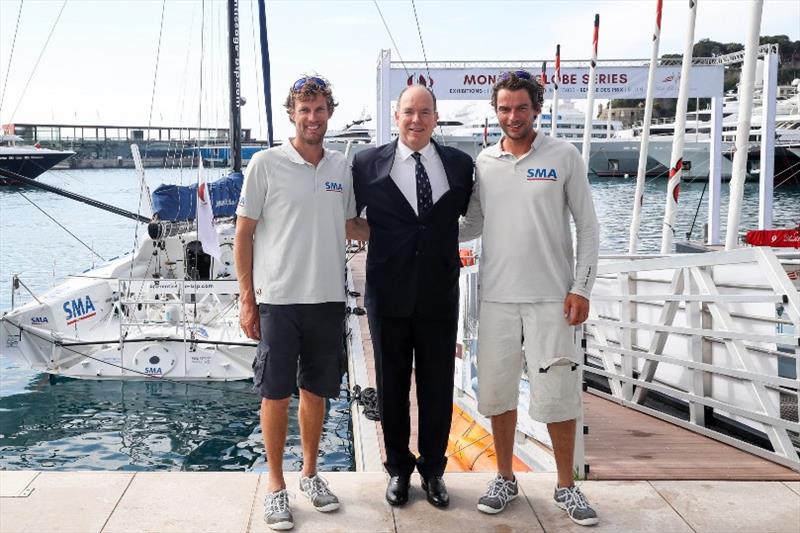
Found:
[325,181,343,193]
[527,168,558,181]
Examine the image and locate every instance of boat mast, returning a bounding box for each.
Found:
[551,44,560,138]
[536,61,546,131]
[257,0,275,147]
[660,0,697,254]
[226,0,242,172]
[629,0,663,254]
[725,0,764,249]
[581,14,599,172]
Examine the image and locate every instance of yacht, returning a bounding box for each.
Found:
[0,134,75,185]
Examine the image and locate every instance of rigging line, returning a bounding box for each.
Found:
[249,0,265,141]
[410,0,431,81]
[16,191,105,261]
[9,0,67,122]
[410,0,446,144]
[144,0,167,160]
[372,1,410,78]
[685,179,708,240]
[0,0,24,116]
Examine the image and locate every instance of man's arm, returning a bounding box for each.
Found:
[458,171,483,243]
[234,216,260,340]
[563,149,600,326]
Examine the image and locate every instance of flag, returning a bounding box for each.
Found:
[196,157,221,259]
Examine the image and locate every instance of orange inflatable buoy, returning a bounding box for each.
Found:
[459,248,476,267]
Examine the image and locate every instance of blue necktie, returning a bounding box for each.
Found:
[411,152,433,217]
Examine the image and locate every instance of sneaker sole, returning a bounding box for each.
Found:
[266,519,294,531]
[554,500,599,526]
[477,493,518,515]
[314,502,340,513]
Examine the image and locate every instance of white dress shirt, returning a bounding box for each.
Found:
[390,141,450,215]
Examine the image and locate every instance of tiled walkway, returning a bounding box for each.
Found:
[1,471,798,532]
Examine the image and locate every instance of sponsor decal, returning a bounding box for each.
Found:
[63,295,97,325]
[144,367,163,375]
[31,316,49,324]
[527,168,558,181]
[325,181,343,193]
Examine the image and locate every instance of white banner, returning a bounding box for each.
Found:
[389,65,724,100]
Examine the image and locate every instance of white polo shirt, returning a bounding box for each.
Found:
[459,133,599,302]
[236,141,356,304]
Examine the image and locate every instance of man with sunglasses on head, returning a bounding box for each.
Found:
[351,84,473,509]
[235,75,365,531]
[459,71,599,525]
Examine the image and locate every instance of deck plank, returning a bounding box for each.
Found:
[583,392,800,480]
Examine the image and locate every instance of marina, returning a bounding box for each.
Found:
[1,0,799,530]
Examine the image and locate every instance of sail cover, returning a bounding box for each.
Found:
[151,171,243,222]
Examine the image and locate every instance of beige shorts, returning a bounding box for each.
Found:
[476,301,582,423]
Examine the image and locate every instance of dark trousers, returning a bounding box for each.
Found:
[368,312,457,479]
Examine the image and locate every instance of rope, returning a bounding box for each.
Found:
[372,1,410,78]
[685,179,707,240]
[143,0,167,160]
[409,0,446,144]
[0,0,24,116]
[16,192,106,261]
[9,0,67,122]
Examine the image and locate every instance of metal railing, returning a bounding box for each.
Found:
[584,247,800,470]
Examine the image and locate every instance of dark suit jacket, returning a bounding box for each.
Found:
[352,140,474,319]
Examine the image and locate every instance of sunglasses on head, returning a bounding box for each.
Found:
[499,70,533,81]
[292,76,327,92]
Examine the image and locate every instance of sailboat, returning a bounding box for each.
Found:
[0,0,269,380]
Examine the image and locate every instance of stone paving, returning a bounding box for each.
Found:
[1,471,798,532]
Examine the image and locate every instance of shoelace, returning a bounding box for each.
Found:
[562,486,590,511]
[265,490,292,515]
[485,476,516,501]
[304,475,331,497]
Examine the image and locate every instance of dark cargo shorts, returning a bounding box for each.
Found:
[252,302,346,400]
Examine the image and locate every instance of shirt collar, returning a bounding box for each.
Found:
[485,131,544,160]
[396,139,436,162]
[282,139,330,166]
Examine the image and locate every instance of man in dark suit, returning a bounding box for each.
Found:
[351,85,473,508]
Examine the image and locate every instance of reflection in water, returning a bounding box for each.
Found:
[0,372,354,471]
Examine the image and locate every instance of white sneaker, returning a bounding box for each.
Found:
[553,485,599,526]
[264,489,294,530]
[300,474,340,512]
[477,474,519,514]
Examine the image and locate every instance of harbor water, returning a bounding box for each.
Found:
[0,166,798,471]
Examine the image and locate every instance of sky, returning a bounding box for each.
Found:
[0,0,798,142]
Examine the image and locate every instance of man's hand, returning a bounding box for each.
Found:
[563,293,590,326]
[346,217,370,242]
[239,298,261,340]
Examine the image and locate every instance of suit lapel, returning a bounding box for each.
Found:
[374,140,417,220]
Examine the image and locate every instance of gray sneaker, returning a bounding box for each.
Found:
[477,474,519,514]
[264,489,294,531]
[300,474,340,512]
[553,485,599,526]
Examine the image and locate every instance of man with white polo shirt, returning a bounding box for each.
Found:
[459,71,600,525]
[234,75,366,531]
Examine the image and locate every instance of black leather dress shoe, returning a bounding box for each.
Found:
[421,476,449,508]
[385,475,410,506]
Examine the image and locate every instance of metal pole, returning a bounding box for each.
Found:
[377,49,391,146]
[660,0,698,254]
[226,0,242,172]
[582,15,599,172]
[551,45,561,138]
[759,48,777,229]
[707,96,723,244]
[537,61,546,131]
[256,0,274,147]
[629,0,663,254]
[726,0,764,249]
